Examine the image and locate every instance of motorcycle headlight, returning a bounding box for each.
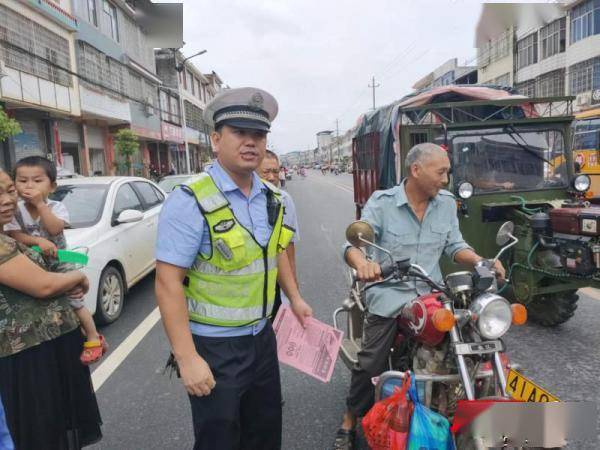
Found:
[458,182,474,199]
[469,293,512,340]
[573,174,591,192]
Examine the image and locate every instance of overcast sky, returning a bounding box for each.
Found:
[166,0,488,154]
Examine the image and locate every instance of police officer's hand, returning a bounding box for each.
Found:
[291,297,313,328]
[355,260,382,282]
[178,353,216,397]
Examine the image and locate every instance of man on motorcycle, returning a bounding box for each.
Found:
[332,143,506,450]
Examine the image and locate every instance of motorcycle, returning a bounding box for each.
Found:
[333,221,596,449]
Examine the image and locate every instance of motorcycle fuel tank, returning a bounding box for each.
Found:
[397,293,446,346]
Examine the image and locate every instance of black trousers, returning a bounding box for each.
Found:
[189,322,282,450]
[346,313,398,417]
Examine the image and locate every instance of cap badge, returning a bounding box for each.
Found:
[248,92,264,111]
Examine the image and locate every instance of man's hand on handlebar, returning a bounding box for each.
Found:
[493,260,506,281]
[355,260,383,282]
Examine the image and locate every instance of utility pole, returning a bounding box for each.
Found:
[336,119,341,163]
[368,75,380,110]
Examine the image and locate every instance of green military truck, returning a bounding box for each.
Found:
[351,85,600,326]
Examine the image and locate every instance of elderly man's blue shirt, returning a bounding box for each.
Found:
[343,181,472,318]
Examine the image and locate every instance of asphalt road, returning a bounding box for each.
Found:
[90,170,599,450]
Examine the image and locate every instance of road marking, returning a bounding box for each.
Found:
[314,178,354,194]
[92,306,162,391]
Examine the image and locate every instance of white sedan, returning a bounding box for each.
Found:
[51,177,166,324]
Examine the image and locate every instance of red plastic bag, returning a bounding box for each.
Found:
[362,373,413,450]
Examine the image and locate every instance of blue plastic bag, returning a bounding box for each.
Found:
[407,374,455,450]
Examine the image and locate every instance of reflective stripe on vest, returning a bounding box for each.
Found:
[192,256,278,276]
[183,174,288,327]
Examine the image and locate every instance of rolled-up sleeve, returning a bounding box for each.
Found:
[341,194,383,260]
[443,201,472,261]
[156,189,205,269]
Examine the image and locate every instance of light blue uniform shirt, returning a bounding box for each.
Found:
[343,180,471,318]
[281,190,299,243]
[156,161,272,337]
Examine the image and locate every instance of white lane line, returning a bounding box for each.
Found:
[314,178,353,194]
[92,306,162,392]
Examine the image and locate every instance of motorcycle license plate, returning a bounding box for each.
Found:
[506,369,560,402]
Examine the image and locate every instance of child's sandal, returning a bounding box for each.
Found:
[80,335,108,365]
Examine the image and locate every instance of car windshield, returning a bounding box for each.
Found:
[158,176,191,193]
[50,184,108,228]
[449,127,568,193]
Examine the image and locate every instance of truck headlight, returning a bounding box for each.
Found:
[458,182,474,199]
[573,174,591,192]
[470,293,512,339]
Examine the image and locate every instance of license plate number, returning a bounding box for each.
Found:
[454,340,503,355]
[506,369,559,402]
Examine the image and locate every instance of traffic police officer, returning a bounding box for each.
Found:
[155,87,313,450]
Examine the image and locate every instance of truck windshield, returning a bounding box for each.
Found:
[449,128,567,193]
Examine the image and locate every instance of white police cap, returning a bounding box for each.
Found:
[203,87,278,132]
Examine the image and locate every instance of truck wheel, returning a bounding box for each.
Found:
[526,290,578,327]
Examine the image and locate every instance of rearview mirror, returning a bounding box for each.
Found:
[116,209,144,224]
[496,221,515,246]
[345,221,375,247]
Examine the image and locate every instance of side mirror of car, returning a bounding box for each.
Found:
[115,209,144,225]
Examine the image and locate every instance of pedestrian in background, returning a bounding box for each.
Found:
[258,150,300,318]
[155,87,312,450]
[279,166,286,188]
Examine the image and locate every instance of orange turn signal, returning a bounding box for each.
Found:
[585,191,595,199]
[511,304,527,325]
[432,309,456,332]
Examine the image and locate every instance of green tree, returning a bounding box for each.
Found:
[114,129,139,176]
[0,106,22,143]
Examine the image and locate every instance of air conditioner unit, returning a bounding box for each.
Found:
[576,93,591,107]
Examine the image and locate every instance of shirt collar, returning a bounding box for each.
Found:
[395,179,440,207]
[207,161,267,198]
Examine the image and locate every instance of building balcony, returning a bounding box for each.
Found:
[26,0,78,31]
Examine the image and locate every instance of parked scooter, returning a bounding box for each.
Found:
[334,221,596,449]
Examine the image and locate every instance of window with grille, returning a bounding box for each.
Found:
[517,32,538,69]
[495,73,511,87]
[537,69,565,97]
[184,101,204,131]
[540,17,566,59]
[478,30,511,68]
[0,5,72,87]
[570,0,600,44]
[569,56,600,95]
[128,71,143,101]
[516,79,536,97]
[77,41,127,97]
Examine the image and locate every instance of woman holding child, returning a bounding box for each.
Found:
[0,166,102,449]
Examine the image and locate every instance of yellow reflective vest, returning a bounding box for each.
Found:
[182,173,294,327]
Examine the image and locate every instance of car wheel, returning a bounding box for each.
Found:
[95,265,125,325]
